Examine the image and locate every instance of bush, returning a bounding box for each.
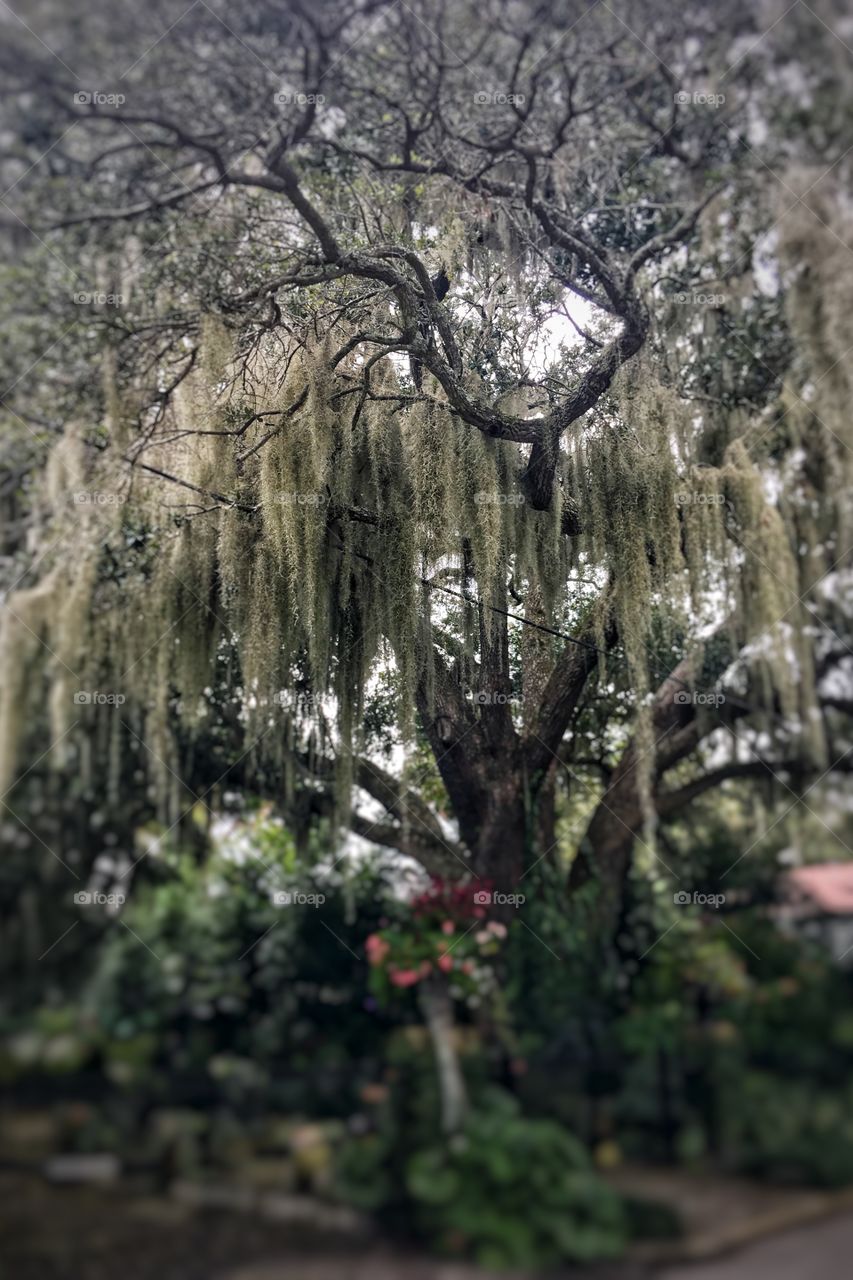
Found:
[731,1072,853,1187]
[4,833,399,1119]
[405,1090,626,1269]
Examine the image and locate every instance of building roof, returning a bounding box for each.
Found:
[784,863,853,915]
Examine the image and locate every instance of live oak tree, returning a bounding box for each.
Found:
[1,0,852,927]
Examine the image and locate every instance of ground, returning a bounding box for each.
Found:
[2,1170,851,1279]
[658,1212,853,1280]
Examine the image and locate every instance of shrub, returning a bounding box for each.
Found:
[405,1089,626,1268]
[731,1072,853,1187]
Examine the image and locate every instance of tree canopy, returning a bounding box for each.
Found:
[1,0,852,913]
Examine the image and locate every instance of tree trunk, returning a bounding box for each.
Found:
[472,784,528,885]
[568,657,709,930]
[416,588,602,891]
[419,978,467,1133]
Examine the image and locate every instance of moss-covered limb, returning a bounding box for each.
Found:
[10,23,721,468]
[354,757,456,857]
[349,812,464,878]
[521,180,723,510]
[474,590,518,756]
[0,378,812,878]
[567,652,732,901]
[1,2,847,885]
[567,633,852,922]
[414,647,493,860]
[522,606,616,776]
[0,298,826,882]
[654,757,831,817]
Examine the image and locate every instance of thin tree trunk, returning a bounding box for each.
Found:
[419,977,467,1134]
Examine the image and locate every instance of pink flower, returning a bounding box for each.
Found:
[441,920,455,935]
[487,921,507,939]
[461,960,475,975]
[365,934,390,966]
[389,967,421,987]
[437,953,454,973]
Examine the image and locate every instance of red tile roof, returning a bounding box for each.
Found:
[784,863,853,914]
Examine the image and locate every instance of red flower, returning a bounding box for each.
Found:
[389,967,421,987]
[411,876,493,923]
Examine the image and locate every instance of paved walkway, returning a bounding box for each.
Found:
[658,1210,853,1280]
[216,1211,853,1279]
[5,1167,852,1280]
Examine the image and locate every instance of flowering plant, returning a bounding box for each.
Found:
[364,876,508,1002]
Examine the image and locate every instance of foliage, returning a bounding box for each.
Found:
[336,1080,627,1268]
[365,875,507,1001]
[0,0,847,881]
[728,1073,853,1187]
[405,1089,627,1268]
[0,825,395,1116]
[0,9,852,1266]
